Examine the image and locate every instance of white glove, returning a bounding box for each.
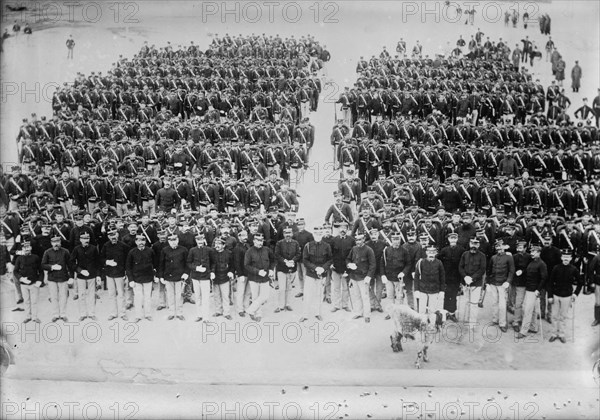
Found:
[515,270,522,276]
[129,281,135,287]
[464,276,473,285]
[364,276,371,284]
[67,278,74,285]
[285,260,294,267]
[258,269,267,277]
[160,278,166,284]
[181,273,189,280]
[106,259,117,267]
[398,272,405,279]
[197,265,207,273]
[20,277,31,285]
[547,297,554,304]
[96,277,102,286]
[381,275,388,283]
[347,263,357,270]
[51,264,62,271]
[80,269,90,277]
[238,276,246,282]
[571,294,577,302]
[154,276,159,283]
[315,267,324,275]
[534,290,540,297]
[34,282,42,288]
[502,282,510,289]
[227,272,234,279]
[269,270,275,278]
[210,272,216,280]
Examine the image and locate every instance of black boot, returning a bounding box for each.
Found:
[592,306,600,327]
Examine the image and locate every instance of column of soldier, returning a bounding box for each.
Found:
[0,34,338,324]
[324,35,600,340]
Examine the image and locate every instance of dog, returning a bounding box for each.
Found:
[389,304,447,368]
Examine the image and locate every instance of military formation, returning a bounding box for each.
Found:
[0,35,335,324]
[325,34,600,339]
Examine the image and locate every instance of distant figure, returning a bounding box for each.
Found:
[66,35,75,59]
[571,61,582,93]
[555,58,566,86]
[23,24,32,35]
[523,11,529,29]
[12,20,20,35]
[544,37,554,62]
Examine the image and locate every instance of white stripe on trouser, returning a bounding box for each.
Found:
[60,199,74,217]
[134,282,153,319]
[513,286,526,326]
[417,292,442,314]
[247,281,271,317]
[116,203,129,217]
[488,284,508,327]
[77,278,96,316]
[106,276,126,317]
[303,276,323,318]
[142,200,156,216]
[22,284,39,318]
[213,281,231,316]
[235,276,251,313]
[331,271,349,310]
[350,279,371,317]
[277,271,296,309]
[519,291,539,335]
[48,281,68,318]
[165,281,183,316]
[193,279,211,319]
[458,286,481,326]
[551,296,571,339]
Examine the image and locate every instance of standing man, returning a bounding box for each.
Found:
[402,229,422,309]
[516,245,548,339]
[540,234,561,323]
[244,233,275,322]
[458,238,487,327]
[13,241,43,323]
[274,226,301,313]
[512,241,532,331]
[66,35,75,59]
[187,233,212,322]
[100,228,130,321]
[592,88,600,128]
[547,251,583,343]
[366,228,386,314]
[126,234,155,322]
[487,240,515,332]
[42,235,72,322]
[346,233,376,323]
[330,221,355,312]
[381,232,411,317]
[438,232,465,322]
[293,218,314,298]
[414,246,446,314]
[300,227,333,322]
[233,229,252,316]
[70,231,100,321]
[159,234,189,320]
[571,61,582,93]
[210,238,235,320]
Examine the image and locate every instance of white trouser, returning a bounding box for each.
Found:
[513,286,526,326]
[417,292,442,314]
[247,281,271,317]
[350,279,371,317]
[303,276,323,318]
[277,271,296,309]
[106,276,126,317]
[193,279,211,319]
[383,280,405,313]
[213,281,231,316]
[488,284,508,327]
[165,281,183,316]
[458,286,481,326]
[519,291,540,334]
[22,283,39,318]
[331,271,349,310]
[77,278,96,317]
[551,296,572,339]
[48,281,68,318]
[134,282,153,319]
[235,276,251,313]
